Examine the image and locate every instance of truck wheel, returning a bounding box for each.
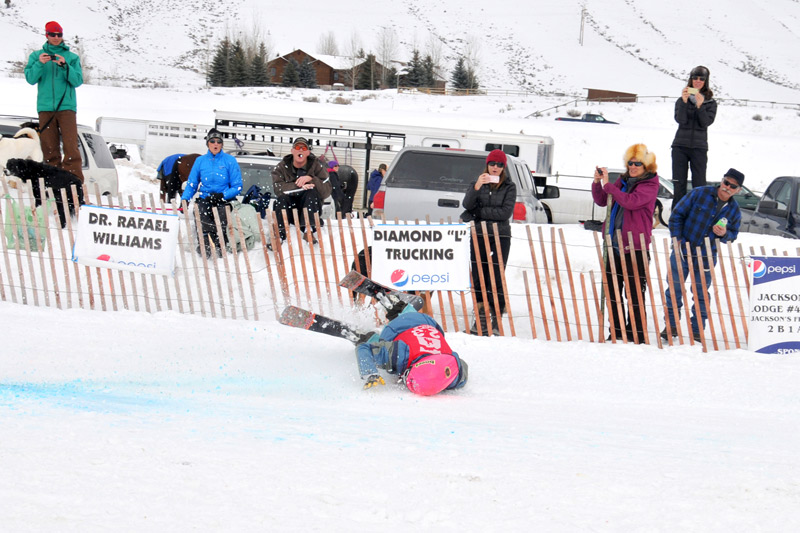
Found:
[543,204,552,224]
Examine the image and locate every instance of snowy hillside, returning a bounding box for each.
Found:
[1,0,800,100]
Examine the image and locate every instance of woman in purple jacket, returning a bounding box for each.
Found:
[592,144,659,343]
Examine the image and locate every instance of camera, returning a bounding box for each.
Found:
[488,175,500,184]
[48,54,57,61]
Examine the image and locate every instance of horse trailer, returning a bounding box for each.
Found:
[213,110,555,212]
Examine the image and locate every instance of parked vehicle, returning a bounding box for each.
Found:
[538,169,672,227]
[1,114,119,196]
[739,176,800,238]
[96,116,211,168]
[555,113,617,124]
[213,110,555,213]
[372,147,551,224]
[234,153,334,218]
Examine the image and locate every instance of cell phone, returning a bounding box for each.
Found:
[687,87,699,95]
[488,175,500,184]
[596,166,603,176]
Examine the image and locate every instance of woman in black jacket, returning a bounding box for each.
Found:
[461,149,516,335]
[671,65,717,208]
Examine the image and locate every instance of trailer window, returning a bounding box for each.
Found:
[485,143,520,157]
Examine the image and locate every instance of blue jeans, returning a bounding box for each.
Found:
[663,249,714,335]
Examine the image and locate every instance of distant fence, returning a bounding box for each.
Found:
[3,176,796,352]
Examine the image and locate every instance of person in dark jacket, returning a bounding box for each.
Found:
[357,308,468,395]
[671,65,717,208]
[327,160,345,214]
[180,129,243,256]
[271,137,332,242]
[461,149,516,335]
[366,163,386,217]
[24,21,84,182]
[592,144,659,343]
[661,168,743,343]
[338,164,358,216]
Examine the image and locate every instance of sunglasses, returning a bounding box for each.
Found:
[293,144,309,151]
[487,161,504,168]
[722,179,740,190]
[691,76,706,81]
[627,161,644,167]
[208,138,223,144]
[47,32,63,37]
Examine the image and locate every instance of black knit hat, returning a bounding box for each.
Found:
[206,128,223,142]
[724,168,745,185]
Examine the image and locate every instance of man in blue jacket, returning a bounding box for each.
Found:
[24,21,84,182]
[181,129,243,256]
[661,168,743,342]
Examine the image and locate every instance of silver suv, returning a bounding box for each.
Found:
[372,147,550,224]
[0,114,118,196]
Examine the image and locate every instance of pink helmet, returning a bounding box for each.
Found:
[405,354,458,396]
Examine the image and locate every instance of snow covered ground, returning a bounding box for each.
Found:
[2,16,800,525]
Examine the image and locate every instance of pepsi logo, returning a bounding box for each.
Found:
[391,269,409,287]
[752,259,766,278]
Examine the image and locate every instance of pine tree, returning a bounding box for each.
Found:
[298,57,318,88]
[421,54,436,88]
[249,43,268,86]
[404,50,423,88]
[451,56,471,90]
[208,38,232,87]
[282,58,301,87]
[385,66,398,88]
[230,40,248,86]
[355,54,377,90]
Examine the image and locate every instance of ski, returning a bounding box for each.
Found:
[339,270,424,319]
[279,305,374,344]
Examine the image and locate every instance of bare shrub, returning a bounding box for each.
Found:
[567,109,582,117]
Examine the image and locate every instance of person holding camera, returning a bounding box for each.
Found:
[592,144,659,343]
[180,129,243,257]
[670,65,717,208]
[461,149,516,336]
[24,21,85,182]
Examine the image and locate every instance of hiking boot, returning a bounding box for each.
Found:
[692,331,704,343]
[660,328,678,341]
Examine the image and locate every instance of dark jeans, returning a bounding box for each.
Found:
[671,145,708,208]
[663,248,714,336]
[273,189,322,240]
[605,249,649,343]
[470,224,511,317]
[197,196,229,256]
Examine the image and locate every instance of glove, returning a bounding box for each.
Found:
[363,374,386,390]
[207,193,225,206]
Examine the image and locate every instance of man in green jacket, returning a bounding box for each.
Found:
[24,21,85,182]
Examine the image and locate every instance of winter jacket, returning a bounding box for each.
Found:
[271,153,332,199]
[461,178,517,236]
[592,172,659,252]
[669,185,741,263]
[180,149,243,202]
[24,41,83,113]
[367,169,383,204]
[356,311,468,391]
[157,153,185,178]
[328,170,344,202]
[671,95,717,151]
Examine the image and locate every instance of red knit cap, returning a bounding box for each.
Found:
[486,149,507,165]
[45,21,63,34]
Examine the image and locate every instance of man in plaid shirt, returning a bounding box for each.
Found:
[662,168,744,342]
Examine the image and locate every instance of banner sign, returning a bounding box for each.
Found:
[749,255,800,354]
[370,223,471,291]
[72,205,180,277]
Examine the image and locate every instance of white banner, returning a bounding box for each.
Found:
[749,256,800,354]
[370,223,471,291]
[72,205,180,277]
